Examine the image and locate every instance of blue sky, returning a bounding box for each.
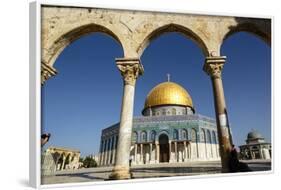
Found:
[42,31,271,157]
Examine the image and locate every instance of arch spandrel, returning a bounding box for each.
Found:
[217,17,271,53]
[130,14,229,57]
[41,6,133,67]
[135,23,210,57]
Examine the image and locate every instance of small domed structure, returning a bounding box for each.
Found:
[247,131,263,140]
[246,130,265,144]
[240,130,271,160]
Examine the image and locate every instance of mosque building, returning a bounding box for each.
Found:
[98,79,220,166]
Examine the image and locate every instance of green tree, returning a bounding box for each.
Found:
[83,156,97,168]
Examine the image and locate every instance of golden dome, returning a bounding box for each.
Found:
[144,81,193,110]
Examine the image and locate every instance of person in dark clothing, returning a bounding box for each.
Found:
[41,133,51,147]
[229,144,240,172]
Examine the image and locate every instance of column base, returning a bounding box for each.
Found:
[109,166,132,180]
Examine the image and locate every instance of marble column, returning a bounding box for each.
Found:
[259,145,263,159]
[169,141,172,162]
[174,142,178,162]
[109,58,144,180]
[112,136,117,164]
[104,139,108,166]
[156,142,160,163]
[150,143,153,163]
[189,143,192,159]
[203,56,232,172]
[140,143,143,164]
[134,144,138,164]
[99,141,103,166]
[184,141,188,162]
[61,156,66,170]
[107,138,112,165]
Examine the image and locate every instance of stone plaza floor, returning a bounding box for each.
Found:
[41,160,272,185]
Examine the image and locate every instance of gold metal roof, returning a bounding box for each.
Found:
[144,82,193,109]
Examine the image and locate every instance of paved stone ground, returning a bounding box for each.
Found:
[41,160,271,185]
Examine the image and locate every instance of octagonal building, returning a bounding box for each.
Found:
[98,80,220,166]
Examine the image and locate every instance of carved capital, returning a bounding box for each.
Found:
[203,56,226,79]
[41,62,57,85]
[116,58,144,86]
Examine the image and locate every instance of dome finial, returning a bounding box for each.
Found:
[167,73,170,82]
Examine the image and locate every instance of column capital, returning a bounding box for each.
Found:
[203,56,226,79]
[116,58,144,86]
[41,61,57,85]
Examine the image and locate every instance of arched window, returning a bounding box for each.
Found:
[200,128,206,143]
[182,129,188,140]
[212,131,217,144]
[173,129,179,140]
[207,130,212,143]
[172,108,176,115]
[141,131,147,142]
[162,109,166,115]
[132,132,138,143]
[191,128,197,142]
[150,130,156,141]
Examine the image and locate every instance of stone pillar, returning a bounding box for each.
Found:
[106,137,111,166]
[184,141,188,162]
[150,143,153,163]
[174,142,178,162]
[169,141,172,162]
[61,156,66,170]
[99,141,103,166]
[41,61,57,85]
[259,145,263,159]
[112,136,117,164]
[188,143,191,159]
[156,142,160,163]
[134,144,138,164]
[203,56,232,172]
[104,139,108,166]
[109,58,144,180]
[140,143,143,164]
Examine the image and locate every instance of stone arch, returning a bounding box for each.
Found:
[150,130,156,141]
[221,20,271,49]
[191,128,197,142]
[141,131,147,142]
[137,23,209,57]
[157,130,170,140]
[173,129,179,140]
[212,131,217,144]
[45,23,125,68]
[207,129,212,143]
[132,131,138,143]
[181,129,188,140]
[200,128,206,143]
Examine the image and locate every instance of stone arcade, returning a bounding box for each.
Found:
[41,147,81,175]
[41,5,271,179]
[99,80,220,166]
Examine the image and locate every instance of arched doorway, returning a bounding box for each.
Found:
[159,134,169,162]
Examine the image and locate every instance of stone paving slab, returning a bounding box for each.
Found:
[41,160,271,185]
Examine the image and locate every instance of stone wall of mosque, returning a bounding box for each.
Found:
[98,114,220,166]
